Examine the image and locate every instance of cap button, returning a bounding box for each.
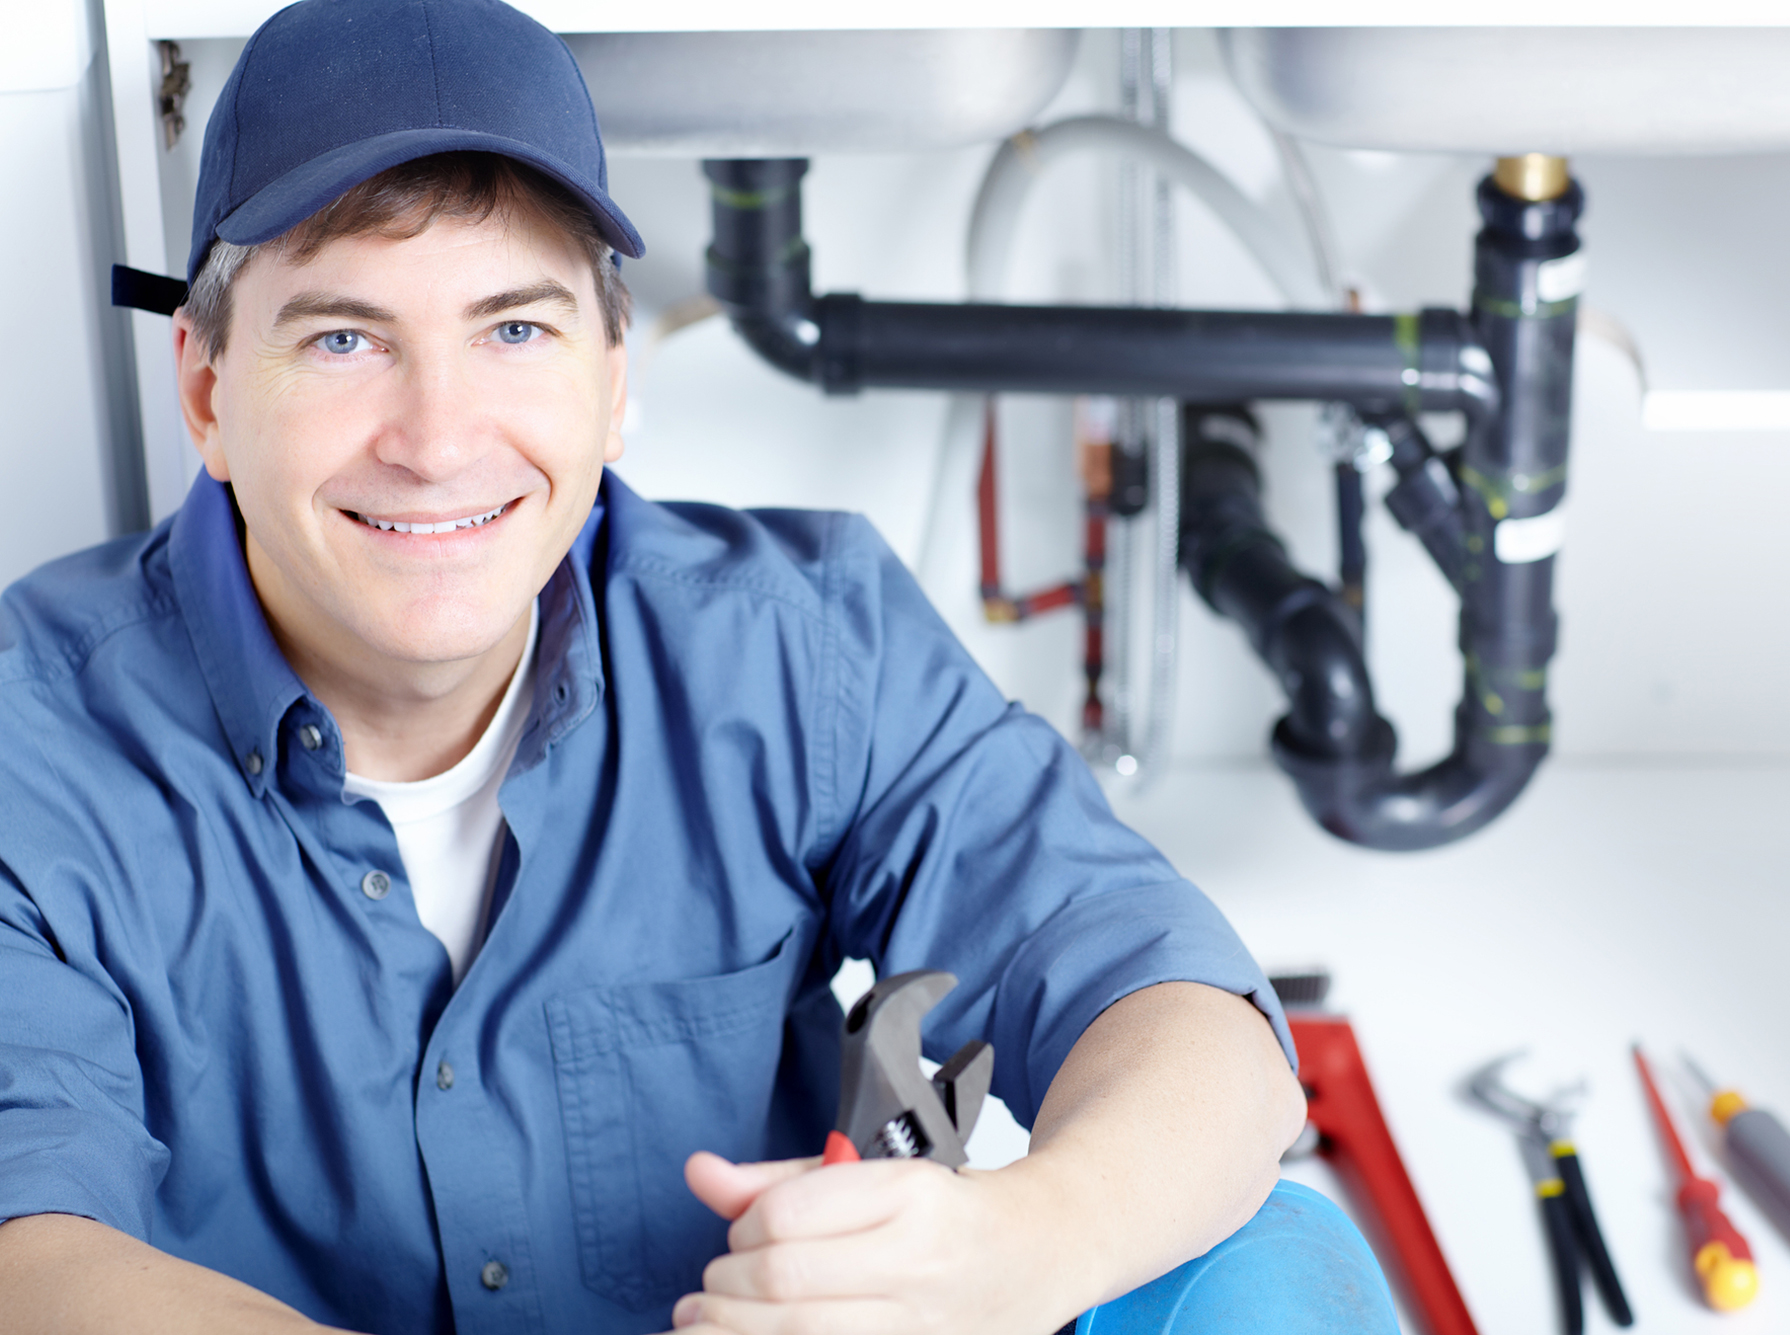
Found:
[361,869,392,900]
[299,724,323,751]
[244,749,264,776]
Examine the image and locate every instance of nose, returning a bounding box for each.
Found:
[375,343,485,483]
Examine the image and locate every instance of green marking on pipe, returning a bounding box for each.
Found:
[1466,534,1484,554]
[1394,312,1421,417]
[1484,723,1551,745]
[1458,466,1509,519]
[1458,463,1568,522]
[1393,311,1419,358]
[1467,654,1548,706]
[1473,292,1577,321]
[1512,464,1567,495]
[708,183,794,210]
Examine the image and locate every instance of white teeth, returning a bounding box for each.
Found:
[356,503,507,534]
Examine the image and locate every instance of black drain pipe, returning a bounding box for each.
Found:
[1256,176,1579,848]
[1179,409,1386,765]
[703,160,1495,414]
[702,157,1576,851]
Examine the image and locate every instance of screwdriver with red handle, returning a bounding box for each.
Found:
[1633,1045,1759,1312]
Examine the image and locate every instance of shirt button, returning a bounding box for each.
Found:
[436,1060,455,1090]
[298,724,323,751]
[480,1260,509,1291]
[244,750,263,776]
[361,870,392,900]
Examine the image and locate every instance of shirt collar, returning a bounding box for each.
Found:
[515,480,609,772]
[168,473,308,797]
[168,470,611,796]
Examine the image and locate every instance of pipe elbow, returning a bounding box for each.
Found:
[729,313,822,385]
[1266,599,1380,758]
[1272,711,1546,852]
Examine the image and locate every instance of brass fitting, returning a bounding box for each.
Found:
[1493,154,1570,202]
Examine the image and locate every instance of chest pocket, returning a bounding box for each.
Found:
[546,929,808,1311]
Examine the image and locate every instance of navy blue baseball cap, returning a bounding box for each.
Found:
[186,0,642,289]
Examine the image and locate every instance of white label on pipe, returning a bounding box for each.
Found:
[1536,253,1588,303]
[1494,504,1568,564]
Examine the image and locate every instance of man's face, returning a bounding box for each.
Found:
[176,205,626,677]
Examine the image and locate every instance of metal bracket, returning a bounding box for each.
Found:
[158,42,191,150]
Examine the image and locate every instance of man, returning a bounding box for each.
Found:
[0,2,1390,1332]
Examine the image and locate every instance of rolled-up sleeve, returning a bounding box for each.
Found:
[808,515,1294,1129]
[0,864,168,1235]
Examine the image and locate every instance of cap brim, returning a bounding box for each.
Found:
[215,126,644,260]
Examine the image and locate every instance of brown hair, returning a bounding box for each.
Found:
[184,152,632,358]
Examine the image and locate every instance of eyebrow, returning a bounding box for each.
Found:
[463,280,580,321]
[270,279,580,331]
[273,293,399,328]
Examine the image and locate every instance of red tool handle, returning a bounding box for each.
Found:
[1289,1014,1479,1335]
[1677,1176,1760,1310]
[822,1130,860,1165]
[1679,1178,1753,1262]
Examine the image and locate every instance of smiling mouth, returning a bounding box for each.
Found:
[349,501,512,534]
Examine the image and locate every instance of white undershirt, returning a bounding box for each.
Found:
[342,602,539,984]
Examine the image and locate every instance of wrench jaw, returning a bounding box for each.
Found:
[933,1040,994,1150]
[836,971,993,1168]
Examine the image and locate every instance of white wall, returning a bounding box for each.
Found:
[0,0,131,589]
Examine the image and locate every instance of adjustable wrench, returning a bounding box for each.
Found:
[823,970,994,1167]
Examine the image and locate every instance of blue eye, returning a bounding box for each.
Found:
[494,321,539,345]
[317,330,366,356]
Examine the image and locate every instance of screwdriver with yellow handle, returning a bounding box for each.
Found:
[1685,1054,1790,1223]
[1633,1046,1759,1312]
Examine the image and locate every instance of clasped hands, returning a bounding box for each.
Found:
[667,1150,1080,1335]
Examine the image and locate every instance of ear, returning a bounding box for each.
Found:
[602,340,628,465]
[173,312,230,482]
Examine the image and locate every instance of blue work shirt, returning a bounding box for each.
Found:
[0,470,1292,1334]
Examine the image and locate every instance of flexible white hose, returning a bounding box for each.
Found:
[916,113,1325,618]
[965,115,1327,307]
[1267,126,1344,308]
[915,393,986,593]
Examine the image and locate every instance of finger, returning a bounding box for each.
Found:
[728,1157,937,1251]
[685,1152,821,1223]
[702,1231,909,1303]
[673,1291,907,1335]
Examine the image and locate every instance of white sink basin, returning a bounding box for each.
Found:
[1222,27,1790,156]
[563,29,1079,156]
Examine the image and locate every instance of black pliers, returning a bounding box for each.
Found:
[1468,1053,1634,1334]
[823,971,993,1167]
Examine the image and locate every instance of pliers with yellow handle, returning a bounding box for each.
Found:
[1468,1052,1634,1335]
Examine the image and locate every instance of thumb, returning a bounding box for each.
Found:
[684,1151,820,1222]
